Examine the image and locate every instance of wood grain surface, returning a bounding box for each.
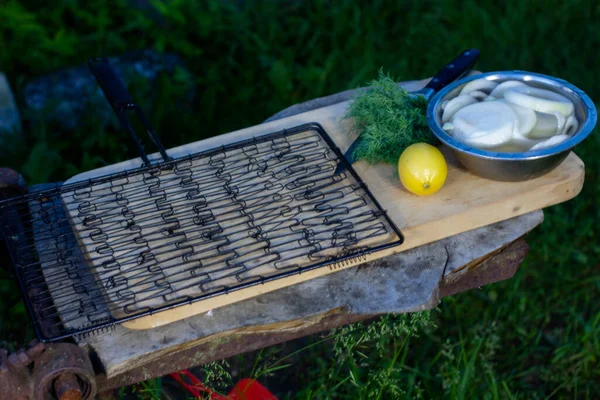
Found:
[59,79,584,330]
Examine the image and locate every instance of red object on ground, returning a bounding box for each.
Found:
[227,378,278,400]
[170,369,277,400]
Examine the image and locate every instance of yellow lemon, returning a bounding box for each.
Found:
[398,143,447,196]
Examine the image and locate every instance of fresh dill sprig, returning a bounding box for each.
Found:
[343,69,436,165]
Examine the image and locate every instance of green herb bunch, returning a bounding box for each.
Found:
[344,69,436,165]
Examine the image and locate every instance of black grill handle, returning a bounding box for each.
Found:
[87,58,170,165]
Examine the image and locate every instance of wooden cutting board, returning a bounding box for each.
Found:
[61,98,585,330]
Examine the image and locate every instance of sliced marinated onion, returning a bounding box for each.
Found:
[492,143,535,153]
[529,134,570,151]
[441,79,578,154]
[563,114,579,135]
[441,100,449,110]
[442,122,454,131]
[459,78,499,96]
[468,90,488,100]
[528,111,566,139]
[511,121,542,150]
[504,87,574,116]
[511,133,542,149]
[489,80,527,98]
[442,95,478,123]
[497,99,536,136]
[452,102,516,148]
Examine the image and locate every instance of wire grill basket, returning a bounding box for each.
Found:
[0,60,403,342]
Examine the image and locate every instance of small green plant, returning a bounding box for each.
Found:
[260,311,438,399]
[327,311,436,399]
[343,69,435,165]
[437,322,503,399]
[331,311,436,367]
[202,359,233,394]
[128,378,165,400]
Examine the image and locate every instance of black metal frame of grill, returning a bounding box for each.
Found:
[0,59,404,342]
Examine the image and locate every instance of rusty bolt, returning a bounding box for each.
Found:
[54,373,83,400]
[33,343,96,400]
[26,341,46,359]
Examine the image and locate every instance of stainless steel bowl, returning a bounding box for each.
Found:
[426,70,597,181]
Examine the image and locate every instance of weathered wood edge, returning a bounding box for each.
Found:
[86,210,543,378]
[95,230,532,392]
[439,239,529,298]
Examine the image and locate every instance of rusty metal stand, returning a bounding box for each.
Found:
[0,340,96,400]
[0,168,97,400]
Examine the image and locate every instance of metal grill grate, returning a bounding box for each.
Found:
[0,123,403,341]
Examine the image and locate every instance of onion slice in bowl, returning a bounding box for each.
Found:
[497,99,537,136]
[442,95,478,123]
[442,122,454,131]
[529,111,566,139]
[459,78,499,96]
[563,114,579,135]
[489,80,527,98]
[468,90,488,100]
[504,87,574,116]
[451,101,517,149]
[529,134,570,151]
[511,133,542,150]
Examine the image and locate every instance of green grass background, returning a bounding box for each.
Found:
[0,1,598,398]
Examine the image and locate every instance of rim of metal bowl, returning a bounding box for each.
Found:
[426,70,598,160]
